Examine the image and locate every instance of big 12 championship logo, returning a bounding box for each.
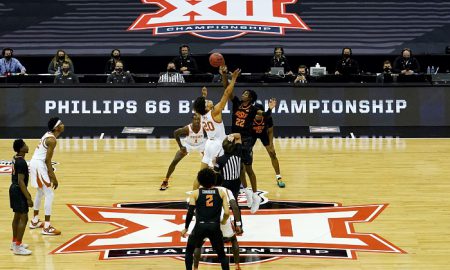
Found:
[128,0,310,39]
[52,193,405,264]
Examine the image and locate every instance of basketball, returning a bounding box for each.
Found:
[209,53,225,67]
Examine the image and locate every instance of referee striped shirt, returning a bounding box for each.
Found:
[158,72,185,83]
[216,144,242,181]
[221,155,241,180]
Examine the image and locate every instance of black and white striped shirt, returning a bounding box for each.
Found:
[216,144,242,181]
[158,72,185,83]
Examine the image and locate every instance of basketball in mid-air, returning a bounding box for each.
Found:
[209,53,225,67]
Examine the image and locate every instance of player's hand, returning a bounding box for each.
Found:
[27,198,33,207]
[51,178,59,189]
[219,65,228,75]
[181,228,188,238]
[201,86,208,97]
[231,68,241,79]
[180,146,187,155]
[227,134,235,142]
[235,225,243,236]
[268,98,277,109]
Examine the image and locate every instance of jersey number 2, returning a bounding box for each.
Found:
[206,195,214,207]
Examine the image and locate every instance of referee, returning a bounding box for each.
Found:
[215,133,242,201]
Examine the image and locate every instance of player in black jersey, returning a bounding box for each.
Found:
[252,104,285,188]
[182,168,230,270]
[9,139,33,255]
[220,65,276,213]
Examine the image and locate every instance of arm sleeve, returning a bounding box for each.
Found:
[185,205,195,229]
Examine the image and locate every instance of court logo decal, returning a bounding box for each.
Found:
[128,0,310,39]
[0,160,59,175]
[52,192,405,264]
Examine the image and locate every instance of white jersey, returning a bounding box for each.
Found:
[31,132,56,162]
[184,124,205,147]
[201,110,226,141]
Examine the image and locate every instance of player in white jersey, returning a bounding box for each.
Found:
[29,117,64,235]
[160,114,206,190]
[192,69,240,190]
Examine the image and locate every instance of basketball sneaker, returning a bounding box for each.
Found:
[13,245,32,256]
[10,242,28,250]
[160,180,169,191]
[41,226,61,235]
[250,193,260,214]
[29,219,44,229]
[244,188,253,208]
[276,176,285,188]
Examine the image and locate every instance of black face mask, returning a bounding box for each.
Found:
[113,55,120,60]
[167,68,176,72]
[5,55,12,60]
[384,67,391,72]
[62,68,70,73]
[115,68,123,73]
[343,53,350,59]
[58,56,65,60]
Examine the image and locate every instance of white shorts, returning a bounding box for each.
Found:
[201,139,224,167]
[220,218,235,238]
[182,139,206,153]
[30,159,51,189]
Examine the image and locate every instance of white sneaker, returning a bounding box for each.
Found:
[250,193,260,214]
[244,189,253,208]
[10,242,29,250]
[29,219,44,229]
[13,245,32,255]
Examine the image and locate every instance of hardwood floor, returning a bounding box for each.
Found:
[1,138,449,269]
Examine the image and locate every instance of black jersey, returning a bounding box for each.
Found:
[231,96,257,137]
[252,116,274,136]
[196,188,223,223]
[11,156,29,186]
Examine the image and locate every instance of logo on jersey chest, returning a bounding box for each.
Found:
[128,0,310,39]
[52,194,405,263]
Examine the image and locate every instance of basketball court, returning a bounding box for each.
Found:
[1,137,449,269]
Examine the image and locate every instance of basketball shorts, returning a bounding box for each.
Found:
[253,132,270,147]
[241,136,254,165]
[9,184,28,213]
[30,159,51,189]
[182,138,206,153]
[202,139,224,167]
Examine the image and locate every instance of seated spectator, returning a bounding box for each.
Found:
[105,49,122,74]
[269,46,293,75]
[293,65,311,84]
[172,44,198,74]
[376,60,394,83]
[335,47,359,75]
[393,48,420,75]
[54,61,79,84]
[106,61,134,84]
[158,62,185,84]
[48,50,74,74]
[0,48,26,75]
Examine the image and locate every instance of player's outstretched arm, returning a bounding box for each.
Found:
[214,68,240,114]
[174,126,189,152]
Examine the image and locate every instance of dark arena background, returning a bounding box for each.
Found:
[1,1,450,270]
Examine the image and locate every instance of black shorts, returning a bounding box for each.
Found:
[241,136,254,165]
[9,184,28,213]
[222,179,241,200]
[190,222,223,248]
[254,132,270,147]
